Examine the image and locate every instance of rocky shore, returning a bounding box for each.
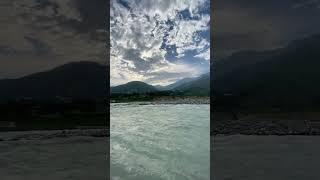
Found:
[212,116,320,136]
[0,134,109,180]
[0,129,109,141]
[212,135,320,180]
[152,96,210,104]
[113,96,210,104]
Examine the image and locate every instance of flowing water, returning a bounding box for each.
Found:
[110,103,210,180]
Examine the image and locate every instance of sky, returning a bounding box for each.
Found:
[110,0,210,86]
[0,0,107,79]
[2,0,319,84]
[215,0,320,59]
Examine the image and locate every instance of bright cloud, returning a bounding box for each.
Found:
[110,0,210,86]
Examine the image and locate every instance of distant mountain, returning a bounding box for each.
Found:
[111,81,158,94]
[0,61,107,101]
[154,77,196,91]
[111,73,210,96]
[0,60,211,101]
[166,77,196,90]
[214,34,320,105]
[154,85,167,91]
[173,73,210,96]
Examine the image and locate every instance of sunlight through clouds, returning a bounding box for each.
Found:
[110,0,210,86]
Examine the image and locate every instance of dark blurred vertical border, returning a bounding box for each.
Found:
[106,0,111,179]
[210,0,214,179]
[211,0,320,179]
[0,0,110,179]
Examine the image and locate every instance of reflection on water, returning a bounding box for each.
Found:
[111,103,210,180]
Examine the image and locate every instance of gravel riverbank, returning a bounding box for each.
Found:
[0,131,109,180]
[213,119,307,135]
[0,129,109,141]
[212,135,320,180]
[1,132,319,179]
[212,112,320,135]
[112,96,210,104]
[151,96,210,104]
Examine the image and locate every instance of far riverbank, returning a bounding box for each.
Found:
[111,96,210,104]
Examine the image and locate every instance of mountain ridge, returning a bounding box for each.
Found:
[0,61,107,101]
[214,33,320,106]
[111,81,158,94]
[111,73,210,96]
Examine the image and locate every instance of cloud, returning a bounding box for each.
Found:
[165,15,210,56]
[111,0,210,85]
[0,0,107,79]
[292,0,320,9]
[214,0,320,59]
[194,48,210,61]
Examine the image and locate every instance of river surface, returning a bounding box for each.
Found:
[110,103,210,180]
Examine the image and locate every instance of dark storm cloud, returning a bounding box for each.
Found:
[292,0,320,9]
[0,0,107,79]
[215,0,320,59]
[0,46,18,56]
[72,0,108,33]
[29,0,107,34]
[24,36,52,55]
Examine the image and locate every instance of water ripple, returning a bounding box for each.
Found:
[111,104,210,180]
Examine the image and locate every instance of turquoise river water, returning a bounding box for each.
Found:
[110,103,210,180]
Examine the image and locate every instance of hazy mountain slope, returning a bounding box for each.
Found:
[214,34,320,105]
[166,77,196,90]
[173,73,210,96]
[0,61,107,100]
[154,77,197,91]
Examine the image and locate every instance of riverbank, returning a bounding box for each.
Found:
[213,111,320,135]
[0,135,109,180]
[0,129,109,141]
[212,135,320,180]
[1,133,319,179]
[111,96,210,104]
